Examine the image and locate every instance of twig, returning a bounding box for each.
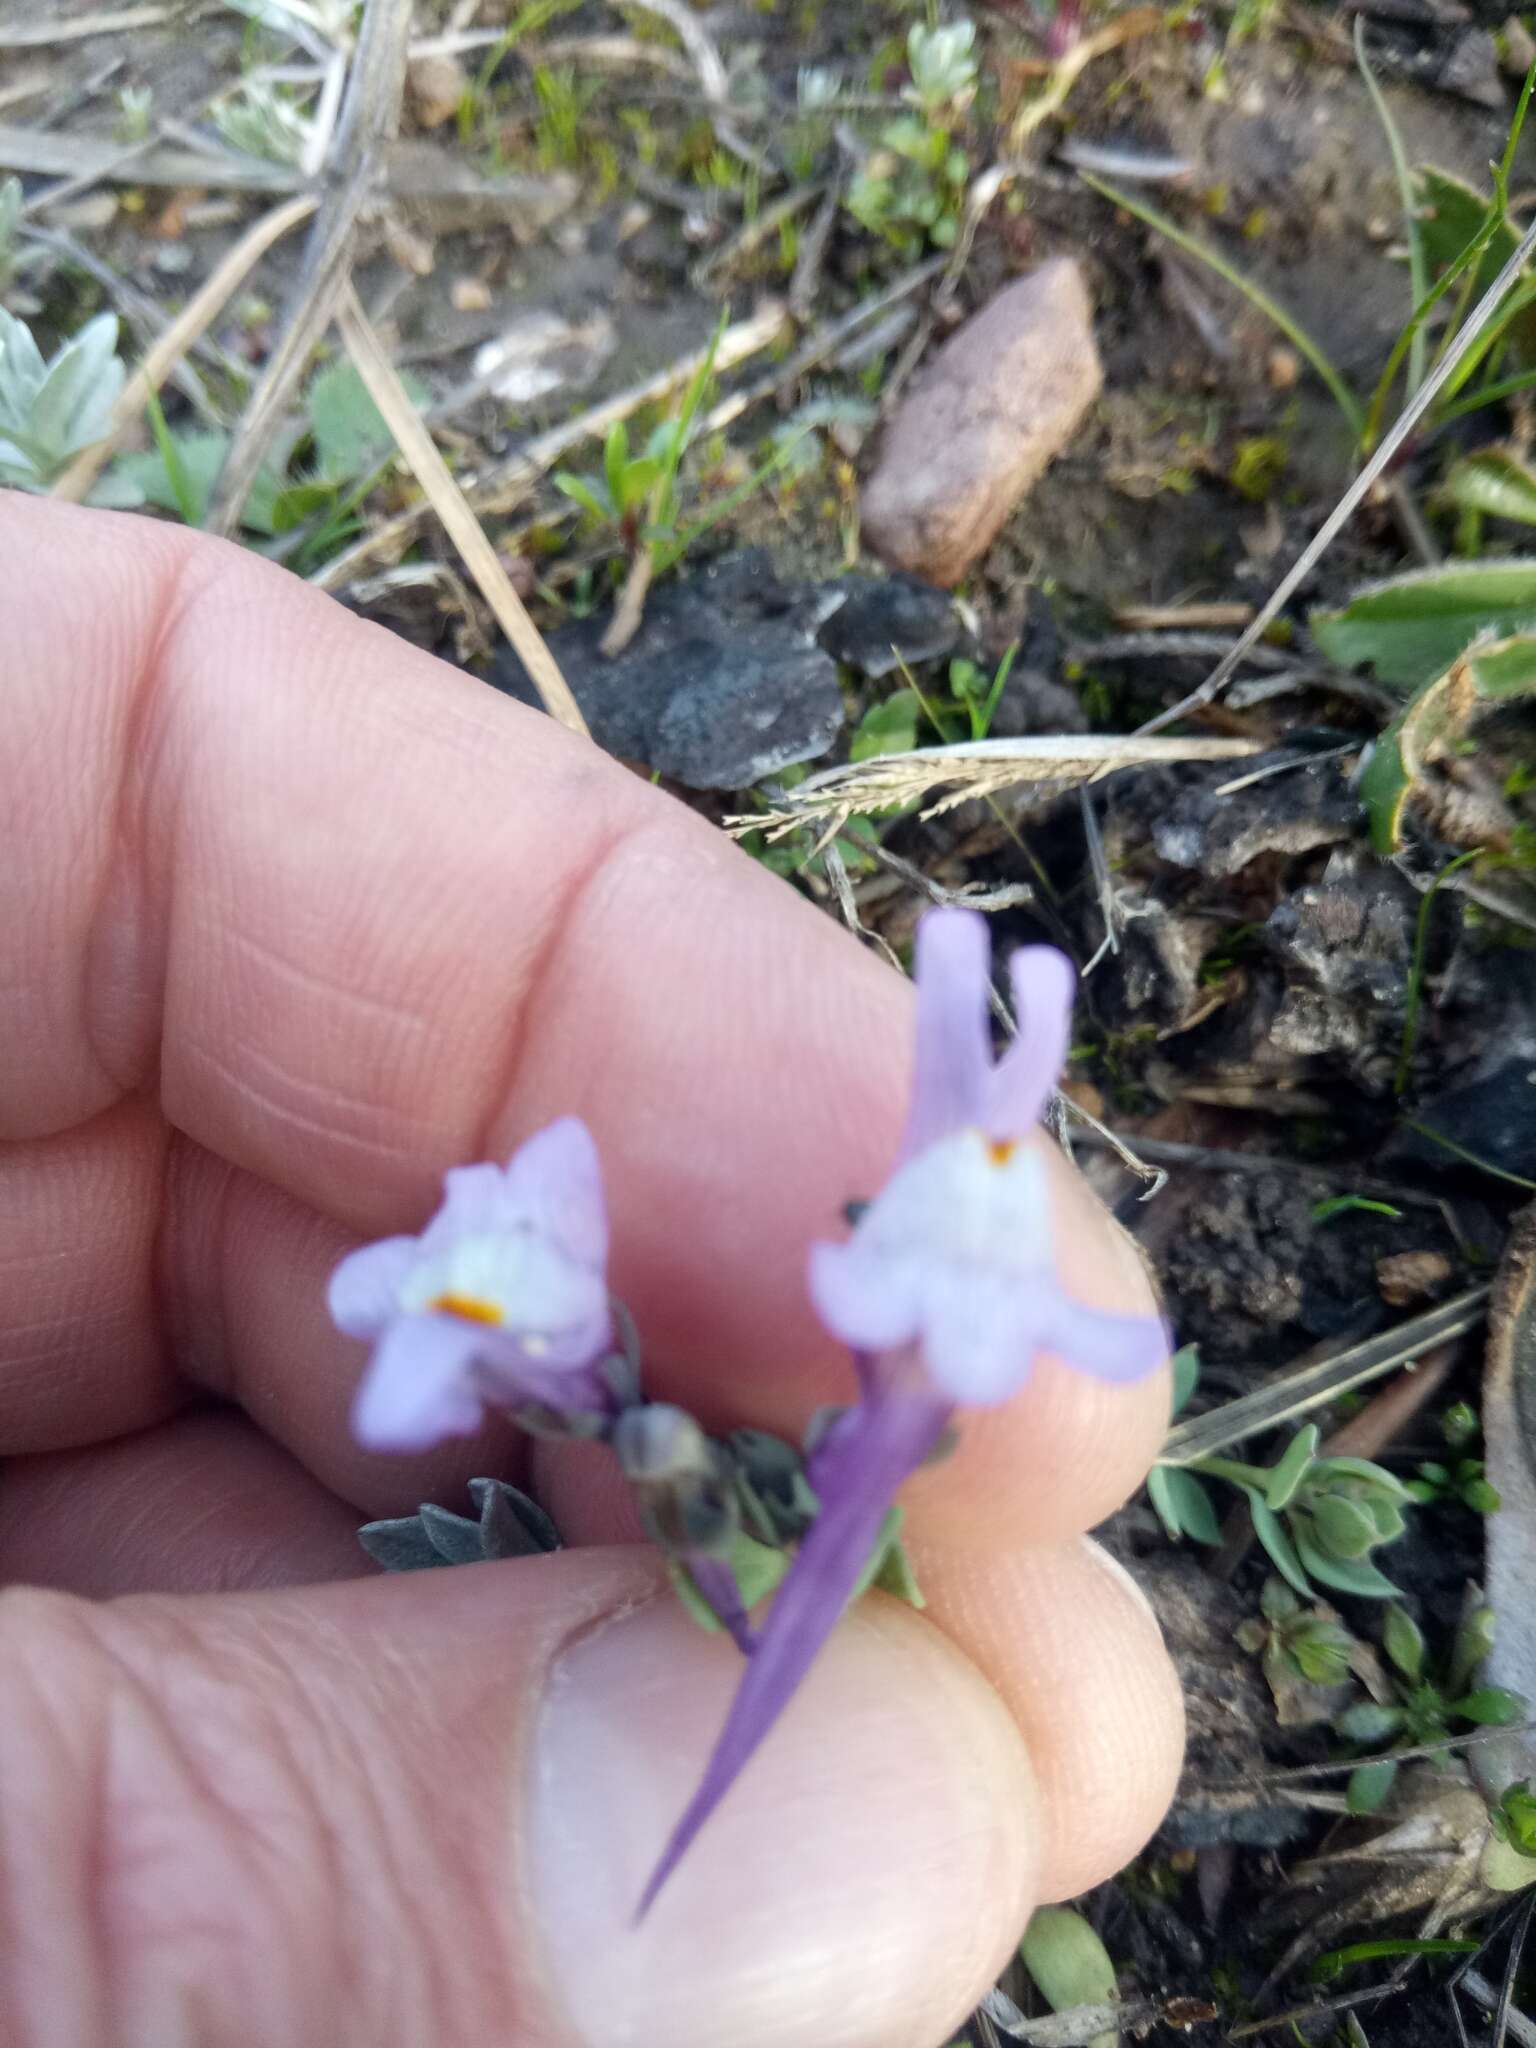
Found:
[622,0,766,170]
[0,4,181,46]
[51,193,319,504]
[1078,785,1120,973]
[205,0,415,535]
[1143,208,1536,733]
[1465,1967,1536,2048]
[335,284,587,738]
[1070,1129,1442,1206]
[1057,1092,1168,1195]
[598,548,653,658]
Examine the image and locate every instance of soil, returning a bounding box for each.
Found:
[8,0,1536,2038]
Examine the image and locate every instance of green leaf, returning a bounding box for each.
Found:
[1443,446,1536,526]
[1453,1686,1528,1726]
[1356,629,1536,849]
[1337,1700,1407,1744]
[872,1527,925,1606]
[306,360,399,485]
[1311,1494,1380,1560]
[1347,1757,1400,1815]
[1260,1573,1301,1624]
[1463,1477,1503,1513]
[1293,1529,1401,1599]
[1312,1194,1403,1223]
[1383,1606,1426,1682]
[1416,166,1536,363]
[1450,1603,1497,1697]
[1266,1425,1320,1512]
[1315,1457,1415,1501]
[1250,1493,1313,1596]
[1169,1342,1201,1416]
[1313,1933,1479,1981]
[849,689,921,763]
[1149,1465,1222,1545]
[671,1526,791,1633]
[1311,565,1536,689]
[1019,1906,1117,2044]
[552,471,610,524]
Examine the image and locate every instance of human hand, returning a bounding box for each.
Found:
[0,498,1183,2048]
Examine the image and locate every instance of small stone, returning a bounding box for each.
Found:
[492,550,844,790]
[451,276,493,313]
[1503,15,1536,76]
[860,258,1104,587]
[1266,346,1300,392]
[1376,1250,1454,1308]
[1436,28,1506,107]
[407,51,468,131]
[815,572,959,679]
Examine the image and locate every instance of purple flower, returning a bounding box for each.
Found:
[331,1117,617,1454]
[640,908,1168,1913]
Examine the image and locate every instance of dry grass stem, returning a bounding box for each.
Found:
[206,0,414,535]
[728,733,1259,840]
[335,283,587,737]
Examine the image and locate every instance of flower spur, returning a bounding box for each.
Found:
[640,907,1169,1912]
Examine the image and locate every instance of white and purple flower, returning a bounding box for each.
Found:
[640,907,1169,1911]
[330,1116,617,1453]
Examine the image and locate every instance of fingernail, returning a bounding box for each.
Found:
[526,1597,1038,2048]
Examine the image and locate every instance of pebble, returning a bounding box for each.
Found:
[859,258,1104,588]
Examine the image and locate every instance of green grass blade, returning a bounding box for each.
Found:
[1355,19,1427,396]
[1080,174,1364,437]
[143,388,202,527]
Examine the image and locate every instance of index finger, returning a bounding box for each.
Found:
[0,499,1166,1541]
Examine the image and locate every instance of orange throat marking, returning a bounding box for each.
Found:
[987,1138,1018,1166]
[428,1293,504,1326]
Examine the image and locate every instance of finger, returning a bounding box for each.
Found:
[0,1556,1037,2048]
[0,1097,175,1452]
[2,499,1163,1538]
[909,1535,1185,1900]
[0,1410,369,1595]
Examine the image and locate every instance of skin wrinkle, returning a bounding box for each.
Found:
[467,814,645,1175]
[78,535,216,1115]
[0,1595,110,2048]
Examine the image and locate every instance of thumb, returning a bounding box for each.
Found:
[0,1551,1038,2048]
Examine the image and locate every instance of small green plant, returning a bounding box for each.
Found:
[1084,47,1536,463]
[1019,1906,1117,2048]
[850,646,1019,762]
[846,19,976,252]
[553,318,830,643]
[1406,1401,1501,1513]
[531,65,600,171]
[112,357,420,570]
[0,174,22,296]
[1150,1353,1415,1599]
[1490,1779,1536,1855]
[1237,1575,1357,1692]
[0,308,127,493]
[115,85,155,143]
[1337,1602,1524,1813]
[211,76,315,165]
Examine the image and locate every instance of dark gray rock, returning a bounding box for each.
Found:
[814,571,959,679]
[493,550,846,790]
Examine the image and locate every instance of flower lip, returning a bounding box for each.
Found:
[427,1292,505,1326]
